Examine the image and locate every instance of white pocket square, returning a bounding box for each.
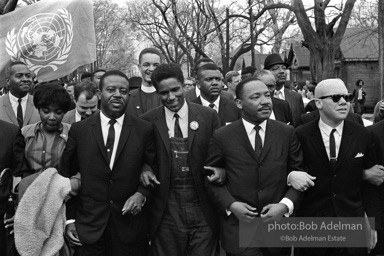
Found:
[355,152,364,158]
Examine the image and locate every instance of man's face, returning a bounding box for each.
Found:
[139,53,161,84]
[92,71,106,88]
[7,64,33,98]
[269,64,287,89]
[228,75,241,92]
[257,74,276,92]
[158,77,185,112]
[100,75,129,119]
[183,79,194,92]
[76,93,98,119]
[197,69,223,101]
[38,105,64,133]
[66,85,74,100]
[236,80,272,124]
[316,81,350,125]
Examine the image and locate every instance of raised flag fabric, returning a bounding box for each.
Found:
[0,0,96,84]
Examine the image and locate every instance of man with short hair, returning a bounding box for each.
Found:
[264,53,304,127]
[225,71,241,100]
[185,58,215,101]
[241,66,257,80]
[62,80,99,124]
[126,48,162,116]
[205,77,304,256]
[295,78,381,256]
[140,63,222,256]
[81,72,92,81]
[62,70,156,255]
[65,83,76,110]
[255,70,293,125]
[91,69,106,90]
[0,61,40,128]
[192,64,240,126]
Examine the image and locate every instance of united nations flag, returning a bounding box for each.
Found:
[0,0,96,83]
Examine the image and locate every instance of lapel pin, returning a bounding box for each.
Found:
[136,106,140,109]
[190,121,199,131]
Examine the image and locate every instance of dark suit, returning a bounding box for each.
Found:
[191,96,241,126]
[367,120,384,254]
[0,94,40,127]
[304,99,316,113]
[280,88,304,127]
[126,88,161,117]
[296,119,380,255]
[271,97,293,125]
[141,102,220,238]
[0,120,25,256]
[205,119,304,255]
[298,109,364,127]
[185,88,232,102]
[61,112,156,250]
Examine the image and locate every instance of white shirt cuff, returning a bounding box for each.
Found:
[225,209,232,216]
[65,219,75,225]
[287,172,292,186]
[280,198,294,217]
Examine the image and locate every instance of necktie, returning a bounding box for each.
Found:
[254,125,262,161]
[274,90,284,100]
[106,119,116,163]
[17,98,23,128]
[174,113,183,138]
[330,129,337,168]
[209,103,215,109]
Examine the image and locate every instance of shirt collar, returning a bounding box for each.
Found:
[9,92,28,102]
[100,111,125,127]
[200,95,220,108]
[242,118,267,135]
[276,87,285,98]
[164,99,188,120]
[75,109,81,121]
[140,84,156,93]
[318,118,344,136]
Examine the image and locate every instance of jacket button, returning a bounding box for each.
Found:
[110,200,113,204]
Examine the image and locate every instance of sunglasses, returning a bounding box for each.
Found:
[318,94,352,103]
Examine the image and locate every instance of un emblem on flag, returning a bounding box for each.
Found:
[6,8,73,75]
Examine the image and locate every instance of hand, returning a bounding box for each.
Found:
[288,171,316,191]
[228,202,258,223]
[4,215,14,235]
[204,166,226,184]
[69,172,81,196]
[369,230,377,252]
[65,222,82,246]
[140,170,160,188]
[363,165,384,186]
[260,203,287,223]
[379,102,384,112]
[122,192,145,215]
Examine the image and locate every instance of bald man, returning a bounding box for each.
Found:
[294,79,381,256]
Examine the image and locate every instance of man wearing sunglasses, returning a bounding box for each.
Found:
[294,79,381,255]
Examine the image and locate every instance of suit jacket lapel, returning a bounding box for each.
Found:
[218,99,225,125]
[155,108,171,157]
[335,123,354,171]
[309,120,334,171]
[4,95,18,126]
[114,114,133,162]
[236,121,259,162]
[132,92,143,116]
[259,120,273,162]
[23,95,34,126]
[91,113,109,163]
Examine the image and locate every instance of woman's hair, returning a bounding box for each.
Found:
[356,79,364,86]
[33,83,71,113]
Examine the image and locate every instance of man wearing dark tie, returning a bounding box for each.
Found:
[295,79,380,256]
[140,63,222,256]
[191,63,240,126]
[205,77,304,256]
[62,70,156,255]
[264,54,304,127]
[0,61,40,127]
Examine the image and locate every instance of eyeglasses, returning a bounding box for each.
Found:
[318,94,352,103]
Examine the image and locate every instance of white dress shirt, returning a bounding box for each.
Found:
[200,96,220,113]
[9,93,27,118]
[274,88,285,100]
[75,110,82,122]
[100,112,124,170]
[164,100,188,138]
[318,118,343,160]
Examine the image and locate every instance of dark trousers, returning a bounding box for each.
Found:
[152,189,217,256]
[77,216,148,256]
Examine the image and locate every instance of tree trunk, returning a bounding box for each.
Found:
[379,0,384,99]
